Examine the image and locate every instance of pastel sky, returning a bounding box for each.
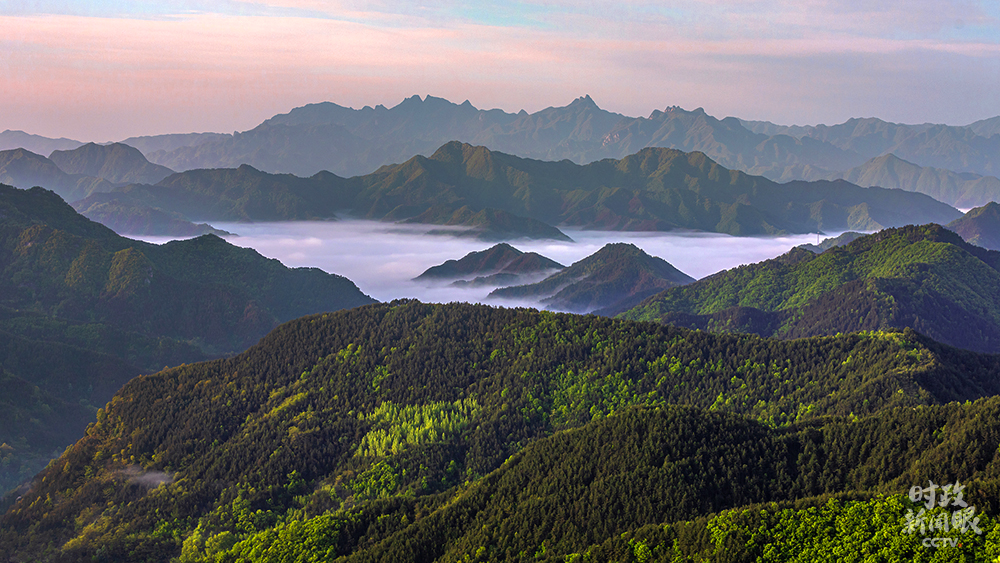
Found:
[3,0,999,141]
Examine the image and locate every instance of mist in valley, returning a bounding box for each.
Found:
[139,220,846,312]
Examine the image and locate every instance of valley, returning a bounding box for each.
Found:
[148,220,838,305]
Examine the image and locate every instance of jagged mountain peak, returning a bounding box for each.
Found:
[568,94,599,108]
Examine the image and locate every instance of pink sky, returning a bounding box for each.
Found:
[2,1,999,141]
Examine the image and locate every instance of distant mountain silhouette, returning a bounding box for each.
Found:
[8,95,1000,214]
[415,243,564,288]
[741,116,1000,180]
[600,106,863,179]
[0,130,82,155]
[120,132,231,156]
[489,242,694,313]
[966,115,1000,138]
[72,194,230,237]
[116,96,1000,199]
[0,148,113,201]
[825,153,1000,208]
[144,96,868,179]
[49,142,174,185]
[11,96,1000,203]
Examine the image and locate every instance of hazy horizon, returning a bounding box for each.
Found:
[3,2,999,141]
[3,92,998,146]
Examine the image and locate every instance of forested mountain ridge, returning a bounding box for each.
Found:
[357,141,959,234]
[0,324,144,499]
[621,223,1000,353]
[0,185,375,353]
[85,141,961,238]
[3,301,1000,561]
[0,184,375,496]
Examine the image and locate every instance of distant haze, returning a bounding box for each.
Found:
[140,221,841,309]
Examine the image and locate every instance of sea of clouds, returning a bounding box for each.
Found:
[137,220,848,309]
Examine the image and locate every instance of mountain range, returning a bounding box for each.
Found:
[79,141,961,239]
[0,129,83,155]
[621,223,1000,354]
[0,144,236,237]
[0,148,115,202]
[115,96,1000,189]
[4,301,1000,561]
[11,96,1000,210]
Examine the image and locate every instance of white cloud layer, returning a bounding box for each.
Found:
[132,221,845,308]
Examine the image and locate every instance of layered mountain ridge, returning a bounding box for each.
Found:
[77,94,1000,211]
[621,223,1000,353]
[11,95,1000,209]
[78,141,961,239]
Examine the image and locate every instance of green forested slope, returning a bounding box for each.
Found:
[0,184,375,496]
[0,184,375,356]
[349,401,1000,563]
[3,301,999,561]
[622,224,1000,353]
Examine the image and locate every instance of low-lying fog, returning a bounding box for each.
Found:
[138,221,849,308]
